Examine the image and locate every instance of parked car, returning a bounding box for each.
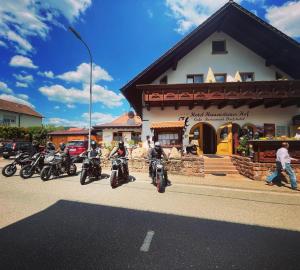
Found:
[66,140,88,156]
[2,141,32,159]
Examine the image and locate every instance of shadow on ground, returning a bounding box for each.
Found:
[0,200,299,270]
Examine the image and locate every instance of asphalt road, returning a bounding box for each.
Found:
[0,160,300,270]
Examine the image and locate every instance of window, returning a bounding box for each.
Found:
[212,40,227,54]
[240,72,254,82]
[113,132,123,141]
[157,132,180,146]
[159,76,168,84]
[3,115,16,126]
[131,132,141,142]
[215,73,227,83]
[186,74,204,84]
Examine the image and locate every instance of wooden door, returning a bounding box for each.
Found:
[217,123,232,155]
[189,123,203,155]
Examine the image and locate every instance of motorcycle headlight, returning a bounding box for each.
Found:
[157,164,163,169]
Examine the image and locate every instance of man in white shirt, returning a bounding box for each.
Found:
[266,142,298,190]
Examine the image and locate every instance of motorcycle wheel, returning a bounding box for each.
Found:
[2,164,17,177]
[40,166,52,181]
[67,164,77,176]
[156,174,164,193]
[110,171,117,188]
[20,165,34,179]
[80,169,88,185]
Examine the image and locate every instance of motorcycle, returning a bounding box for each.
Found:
[1,152,31,177]
[109,157,129,188]
[80,152,102,185]
[150,158,166,193]
[19,152,45,179]
[40,153,77,181]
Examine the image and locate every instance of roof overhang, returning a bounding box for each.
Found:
[121,1,300,115]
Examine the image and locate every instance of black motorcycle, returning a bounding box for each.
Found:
[150,159,166,193]
[1,152,31,177]
[40,153,77,181]
[20,152,45,179]
[80,152,102,185]
[109,157,129,188]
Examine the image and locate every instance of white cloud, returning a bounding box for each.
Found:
[0,94,35,108]
[39,84,124,108]
[46,111,116,127]
[9,55,38,69]
[82,112,116,125]
[16,82,29,88]
[165,0,243,34]
[17,94,29,100]
[0,81,13,94]
[0,0,92,53]
[67,104,76,108]
[54,105,60,109]
[147,9,154,18]
[0,40,7,47]
[265,1,300,38]
[57,63,113,83]
[46,117,87,127]
[38,70,54,78]
[13,74,34,83]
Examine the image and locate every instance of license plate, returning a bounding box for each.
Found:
[69,149,76,152]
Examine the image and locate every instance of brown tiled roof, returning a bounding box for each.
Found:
[0,99,42,118]
[150,121,185,129]
[94,113,142,129]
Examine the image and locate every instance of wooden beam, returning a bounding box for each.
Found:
[175,103,179,110]
[188,103,194,110]
[217,101,227,109]
[203,102,211,109]
[233,100,247,109]
[160,103,164,110]
[281,99,295,108]
[264,99,281,108]
[248,100,263,108]
[172,61,178,71]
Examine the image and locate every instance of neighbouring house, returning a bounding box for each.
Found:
[0,99,42,127]
[121,1,300,156]
[93,112,142,145]
[48,128,102,146]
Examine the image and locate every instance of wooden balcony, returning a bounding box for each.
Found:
[138,80,300,110]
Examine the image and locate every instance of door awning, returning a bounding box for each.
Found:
[150,121,185,129]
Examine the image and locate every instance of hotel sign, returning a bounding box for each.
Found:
[182,111,250,122]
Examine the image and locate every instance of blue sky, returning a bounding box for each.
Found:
[0,0,299,127]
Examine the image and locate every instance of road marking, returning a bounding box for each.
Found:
[140,230,155,252]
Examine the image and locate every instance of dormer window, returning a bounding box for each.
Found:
[240,72,254,82]
[159,75,168,84]
[212,40,227,54]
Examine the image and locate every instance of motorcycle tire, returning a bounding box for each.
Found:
[110,170,117,188]
[20,165,34,179]
[2,164,17,177]
[40,166,52,181]
[80,169,88,185]
[156,175,164,193]
[67,164,77,176]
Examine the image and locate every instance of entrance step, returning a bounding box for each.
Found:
[204,155,239,175]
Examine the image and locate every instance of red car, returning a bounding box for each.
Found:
[66,140,88,156]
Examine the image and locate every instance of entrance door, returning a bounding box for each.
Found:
[217,123,233,155]
[189,123,216,155]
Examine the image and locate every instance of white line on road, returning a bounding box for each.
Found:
[140,230,155,252]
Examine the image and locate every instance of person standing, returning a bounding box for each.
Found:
[266,142,298,190]
[143,135,154,150]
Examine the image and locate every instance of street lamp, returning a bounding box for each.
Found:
[68,26,93,151]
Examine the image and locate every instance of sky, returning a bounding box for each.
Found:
[0,0,299,127]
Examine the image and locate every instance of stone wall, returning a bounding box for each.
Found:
[231,155,300,182]
[101,156,204,177]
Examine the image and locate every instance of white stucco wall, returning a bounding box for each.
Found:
[102,128,142,143]
[142,106,300,145]
[0,110,42,127]
[152,32,291,84]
